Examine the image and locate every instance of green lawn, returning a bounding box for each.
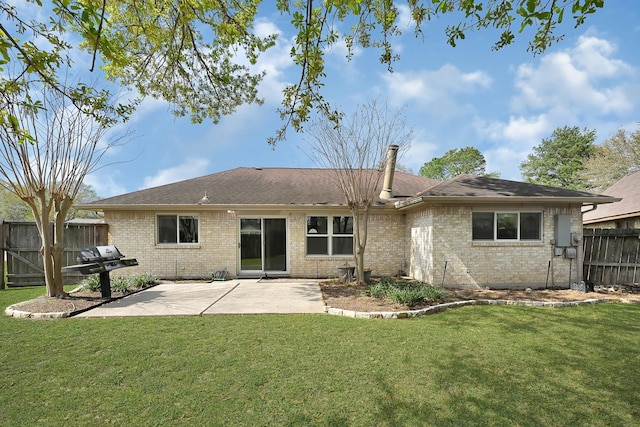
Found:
[1,286,639,426]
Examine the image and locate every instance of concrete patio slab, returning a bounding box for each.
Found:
[75,279,325,317]
[203,280,325,314]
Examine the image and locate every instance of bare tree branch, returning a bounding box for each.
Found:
[304,98,413,284]
[0,82,128,297]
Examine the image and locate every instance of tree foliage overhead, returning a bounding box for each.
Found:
[579,125,640,192]
[519,125,596,190]
[419,146,499,181]
[97,0,276,124]
[0,1,136,132]
[1,0,605,143]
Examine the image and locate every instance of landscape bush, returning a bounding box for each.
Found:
[364,277,445,307]
[78,273,157,293]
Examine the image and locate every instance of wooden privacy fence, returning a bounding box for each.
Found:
[1,220,107,288]
[583,228,640,287]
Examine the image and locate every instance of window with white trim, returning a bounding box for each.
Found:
[306,216,353,255]
[472,211,542,241]
[157,215,199,244]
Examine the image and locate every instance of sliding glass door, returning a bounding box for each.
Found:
[240,218,287,274]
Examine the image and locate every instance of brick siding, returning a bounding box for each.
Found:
[406,204,584,289]
[104,204,584,288]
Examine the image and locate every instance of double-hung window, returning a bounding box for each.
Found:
[157,215,199,244]
[306,216,353,255]
[472,211,542,241]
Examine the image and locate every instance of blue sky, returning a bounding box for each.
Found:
[71,3,640,198]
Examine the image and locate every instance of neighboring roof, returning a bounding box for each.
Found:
[583,170,640,224]
[396,174,619,209]
[83,167,440,209]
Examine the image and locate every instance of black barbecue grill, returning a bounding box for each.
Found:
[63,245,138,298]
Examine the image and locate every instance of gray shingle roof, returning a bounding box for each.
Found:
[583,170,640,223]
[417,174,606,198]
[86,167,440,208]
[396,174,618,208]
[84,169,617,211]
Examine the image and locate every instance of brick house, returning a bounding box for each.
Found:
[583,170,640,229]
[81,166,616,289]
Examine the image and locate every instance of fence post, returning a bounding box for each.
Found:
[1,220,5,290]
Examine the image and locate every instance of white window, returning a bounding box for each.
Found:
[472,212,542,241]
[306,216,353,255]
[157,215,199,244]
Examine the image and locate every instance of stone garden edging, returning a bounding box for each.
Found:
[325,297,640,319]
[5,301,106,319]
[5,306,72,319]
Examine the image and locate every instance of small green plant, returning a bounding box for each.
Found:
[130,272,157,288]
[110,276,131,293]
[79,275,101,292]
[78,273,156,293]
[364,278,445,308]
[364,282,390,299]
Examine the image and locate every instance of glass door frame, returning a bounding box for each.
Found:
[238,216,289,276]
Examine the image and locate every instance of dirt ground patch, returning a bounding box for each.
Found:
[7,289,129,316]
[319,280,631,312]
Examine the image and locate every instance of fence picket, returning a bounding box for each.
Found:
[1,221,107,287]
[583,228,640,287]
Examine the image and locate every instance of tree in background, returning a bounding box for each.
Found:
[0,183,100,221]
[0,85,124,297]
[305,99,412,285]
[579,125,640,192]
[1,1,605,144]
[419,147,499,181]
[520,126,596,190]
[0,185,32,220]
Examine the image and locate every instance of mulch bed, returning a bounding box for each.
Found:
[7,290,128,316]
[319,280,631,312]
[6,287,150,317]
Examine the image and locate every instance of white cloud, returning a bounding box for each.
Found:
[501,114,550,144]
[476,115,551,181]
[573,36,632,78]
[141,158,210,189]
[251,19,296,104]
[511,35,635,115]
[478,34,638,180]
[383,64,492,118]
[395,4,415,31]
[403,139,439,173]
[484,146,528,181]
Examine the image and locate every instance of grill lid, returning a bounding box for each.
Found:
[77,245,125,263]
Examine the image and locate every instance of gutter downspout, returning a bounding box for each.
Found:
[379,144,399,200]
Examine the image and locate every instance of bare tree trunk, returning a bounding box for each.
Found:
[352,205,370,285]
[51,198,73,297]
[32,191,62,297]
